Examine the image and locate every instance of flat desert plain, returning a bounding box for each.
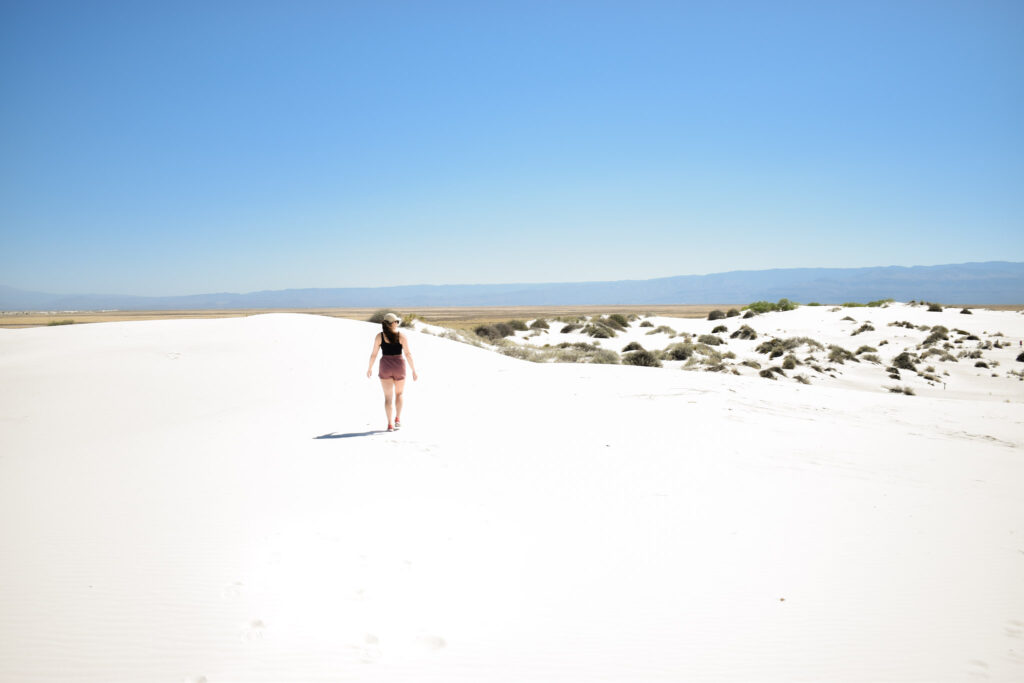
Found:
[1,302,1022,682]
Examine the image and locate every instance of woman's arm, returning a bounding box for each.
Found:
[400,333,419,381]
[366,333,382,378]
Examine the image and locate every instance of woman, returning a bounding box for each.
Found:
[366,312,418,432]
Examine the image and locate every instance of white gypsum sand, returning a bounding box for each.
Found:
[0,307,1022,682]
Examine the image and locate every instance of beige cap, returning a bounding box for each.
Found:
[382,313,400,323]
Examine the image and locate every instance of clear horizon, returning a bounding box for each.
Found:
[2,2,1022,297]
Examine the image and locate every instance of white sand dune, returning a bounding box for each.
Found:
[1,307,1023,682]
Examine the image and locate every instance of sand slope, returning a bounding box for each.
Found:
[1,312,1022,681]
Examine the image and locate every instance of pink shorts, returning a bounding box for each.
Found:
[378,355,406,381]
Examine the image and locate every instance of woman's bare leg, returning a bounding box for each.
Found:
[394,379,406,422]
[379,378,395,426]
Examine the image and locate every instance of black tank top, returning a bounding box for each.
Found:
[381,338,403,356]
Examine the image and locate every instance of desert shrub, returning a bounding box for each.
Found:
[781,355,800,370]
[927,302,943,312]
[960,308,972,315]
[707,309,726,321]
[500,345,540,361]
[759,366,787,379]
[47,319,75,326]
[852,323,875,336]
[922,326,949,346]
[888,320,915,329]
[475,323,515,341]
[663,343,694,360]
[885,386,915,396]
[711,324,728,334]
[623,350,662,367]
[922,348,957,363]
[959,349,982,359]
[867,298,894,307]
[638,320,653,328]
[506,320,528,331]
[698,334,724,346]
[560,323,582,334]
[741,359,761,369]
[842,302,866,308]
[742,310,755,319]
[730,325,757,340]
[726,308,740,317]
[1017,352,1024,362]
[841,315,855,322]
[794,374,811,384]
[892,352,918,371]
[861,353,882,364]
[583,323,616,338]
[759,369,777,380]
[590,349,620,364]
[558,341,599,351]
[622,341,645,352]
[974,361,989,369]
[807,302,821,306]
[965,334,979,341]
[646,325,677,336]
[608,313,629,328]
[368,309,401,323]
[855,345,878,354]
[828,345,857,364]
[745,298,797,314]
[529,318,550,329]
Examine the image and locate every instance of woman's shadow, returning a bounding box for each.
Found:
[314,429,388,439]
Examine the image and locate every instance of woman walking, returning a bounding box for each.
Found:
[367,313,418,432]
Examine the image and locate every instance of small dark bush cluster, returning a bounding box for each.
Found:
[828,345,858,364]
[855,345,878,354]
[645,325,677,336]
[759,366,787,380]
[841,316,856,322]
[741,359,761,369]
[927,302,943,312]
[623,350,662,367]
[974,361,989,369]
[960,308,972,315]
[726,308,740,317]
[781,355,801,370]
[622,341,645,352]
[892,352,918,371]
[474,323,518,341]
[889,320,915,329]
[730,324,757,340]
[560,323,583,334]
[707,309,726,321]
[583,322,617,338]
[529,318,550,329]
[867,298,894,307]
[1017,352,1024,362]
[711,324,728,334]
[608,314,630,328]
[745,298,797,314]
[742,310,755,319]
[47,319,75,326]
[851,323,875,336]
[638,320,653,328]
[922,326,949,347]
[663,343,694,360]
[886,385,915,396]
[698,334,725,346]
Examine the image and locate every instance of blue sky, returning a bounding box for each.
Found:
[1,1,1021,296]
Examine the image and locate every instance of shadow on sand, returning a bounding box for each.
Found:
[315,430,387,439]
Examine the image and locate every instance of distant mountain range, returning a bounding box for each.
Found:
[2,262,1022,311]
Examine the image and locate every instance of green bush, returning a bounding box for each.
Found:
[608,313,629,328]
[638,320,653,328]
[892,352,918,371]
[475,323,515,341]
[698,334,724,346]
[663,343,695,361]
[645,325,677,336]
[711,324,727,334]
[560,323,582,334]
[867,298,894,307]
[623,350,662,367]
[508,320,528,331]
[927,302,943,312]
[707,309,726,321]
[851,323,875,336]
[730,325,757,340]
[47,319,75,326]
[744,299,796,314]
[742,310,755,319]
[529,318,550,329]
[726,308,740,317]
